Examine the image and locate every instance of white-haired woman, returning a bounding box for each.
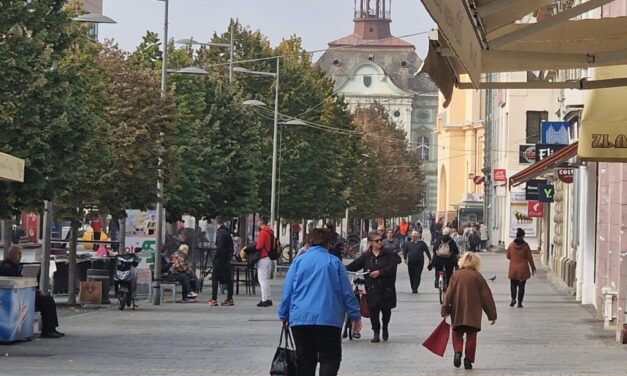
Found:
[441,252,497,370]
[172,244,199,301]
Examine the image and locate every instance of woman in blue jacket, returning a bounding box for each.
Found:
[278,228,361,376]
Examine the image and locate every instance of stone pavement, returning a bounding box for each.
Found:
[2,253,627,376]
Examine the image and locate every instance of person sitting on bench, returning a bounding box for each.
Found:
[0,245,64,338]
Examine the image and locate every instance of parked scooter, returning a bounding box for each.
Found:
[114,247,141,311]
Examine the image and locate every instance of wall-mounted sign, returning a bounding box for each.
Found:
[473,175,485,185]
[525,179,546,201]
[519,144,536,164]
[556,168,574,184]
[538,184,555,203]
[493,169,507,182]
[510,192,537,237]
[541,121,571,145]
[535,144,567,162]
[527,201,544,218]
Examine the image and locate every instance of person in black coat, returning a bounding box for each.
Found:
[0,245,64,338]
[209,216,235,306]
[325,222,344,260]
[347,231,401,343]
[402,231,432,293]
[429,227,460,288]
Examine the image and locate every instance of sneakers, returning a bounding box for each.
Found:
[207,300,219,307]
[187,292,198,298]
[257,300,273,307]
[453,352,462,368]
[221,299,234,306]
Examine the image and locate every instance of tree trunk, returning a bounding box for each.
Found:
[238,216,247,245]
[67,220,79,306]
[2,219,12,259]
[192,219,199,272]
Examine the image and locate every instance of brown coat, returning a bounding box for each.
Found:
[507,240,536,281]
[441,268,497,331]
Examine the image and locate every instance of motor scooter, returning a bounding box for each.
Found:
[114,248,140,311]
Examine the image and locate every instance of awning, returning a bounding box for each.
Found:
[0,152,25,182]
[578,65,627,162]
[509,142,579,187]
[418,0,627,106]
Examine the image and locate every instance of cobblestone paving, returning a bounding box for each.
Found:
[2,253,626,376]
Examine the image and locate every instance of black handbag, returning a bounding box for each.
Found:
[244,244,261,268]
[270,326,298,376]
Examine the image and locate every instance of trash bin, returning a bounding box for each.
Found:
[0,277,37,342]
[86,269,111,304]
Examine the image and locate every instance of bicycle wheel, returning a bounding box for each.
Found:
[438,277,444,304]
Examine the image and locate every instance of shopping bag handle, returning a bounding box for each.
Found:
[278,326,295,350]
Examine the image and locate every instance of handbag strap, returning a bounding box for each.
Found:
[284,326,295,350]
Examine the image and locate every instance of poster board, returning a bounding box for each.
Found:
[509,193,537,238]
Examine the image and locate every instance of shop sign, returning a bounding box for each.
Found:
[493,169,507,182]
[518,144,536,164]
[125,209,157,266]
[538,184,555,203]
[510,192,537,237]
[535,144,567,162]
[525,179,546,201]
[541,121,571,145]
[557,168,574,184]
[527,201,544,218]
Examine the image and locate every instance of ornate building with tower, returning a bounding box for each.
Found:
[317,0,438,222]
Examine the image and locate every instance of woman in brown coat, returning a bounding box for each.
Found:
[507,228,536,308]
[441,252,497,370]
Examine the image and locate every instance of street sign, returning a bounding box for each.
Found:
[525,179,546,201]
[527,201,544,217]
[557,168,574,184]
[541,121,571,145]
[473,175,485,185]
[493,169,507,182]
[538,184,555,203]
[519,144,536,164]
[535,144,567,162]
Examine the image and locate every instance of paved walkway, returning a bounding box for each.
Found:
[3,253,627,376]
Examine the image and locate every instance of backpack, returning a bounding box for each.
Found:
[436,240,452,258]
[268,233,281,261]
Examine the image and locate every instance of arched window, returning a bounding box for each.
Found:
[417,136,430,161]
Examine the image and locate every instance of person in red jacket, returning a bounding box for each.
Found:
[256,216,274,307]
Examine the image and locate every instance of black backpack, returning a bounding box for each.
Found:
[268,234,281,261]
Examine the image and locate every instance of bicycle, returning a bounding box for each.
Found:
[343,270,368,340]
[437,270,448,304]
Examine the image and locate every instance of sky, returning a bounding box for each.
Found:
[98,0,436,60]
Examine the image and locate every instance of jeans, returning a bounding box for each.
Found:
[510,279,527,304]
[211,263,233,301]
[407,260,424,292]
[369,306,391,333]
[452,325,478,362]
[174,272,198,298]
[291,325,342,376]
[257,257,272,302]
[35,293,59,334]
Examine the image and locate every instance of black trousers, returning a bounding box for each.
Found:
[174,272,198,298]
[369,306,392,333]
[408,260,424,292]
[510,279,527,303]
[291,325,342,376]
[35,293,59,333]
[211,263,233,301]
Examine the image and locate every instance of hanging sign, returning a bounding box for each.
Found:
[525,179,546,201]
[556,168,574,184]
[519,144,536,164]
[541,121,571,145]
[473,175,485,185]
[535,144,567,162]
[493,169,507,182]
[538,184,555,203]
[527,201,544,218]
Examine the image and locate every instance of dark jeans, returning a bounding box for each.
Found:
[369,306,392,333]
[35,293,59,334]
[434,264,455,288]
[510,279,527,303]
[174,272,198,298]
[211,263,233,301]
[408,260,424,292]
[291,325,342,376]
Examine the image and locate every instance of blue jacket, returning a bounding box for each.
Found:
[278,246,360,328]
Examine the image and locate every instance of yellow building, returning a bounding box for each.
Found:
[435,87,484,225]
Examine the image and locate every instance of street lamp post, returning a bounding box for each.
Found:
[237,57,281,228]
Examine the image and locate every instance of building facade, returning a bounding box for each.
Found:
[317,0,438,222]
[81,0,102,14]
[435,87,485,225]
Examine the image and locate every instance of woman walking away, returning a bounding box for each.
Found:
[442,252,497,370]
[347,231,401,343]
[507,228,536,308]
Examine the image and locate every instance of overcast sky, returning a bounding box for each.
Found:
[98,0,435,59]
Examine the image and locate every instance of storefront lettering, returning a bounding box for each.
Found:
[591,133,627,148]
[543,188,553,199]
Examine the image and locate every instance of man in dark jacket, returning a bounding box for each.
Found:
[0,245,64,338]
[325,222,344,260]
[402,231,432,293]
[209,216,234,307]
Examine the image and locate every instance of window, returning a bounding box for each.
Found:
[417,136,430,161]
[526,111,548,144]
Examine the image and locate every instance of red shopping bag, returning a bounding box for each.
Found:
[422,318,451,357]
[359,297,370,318]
